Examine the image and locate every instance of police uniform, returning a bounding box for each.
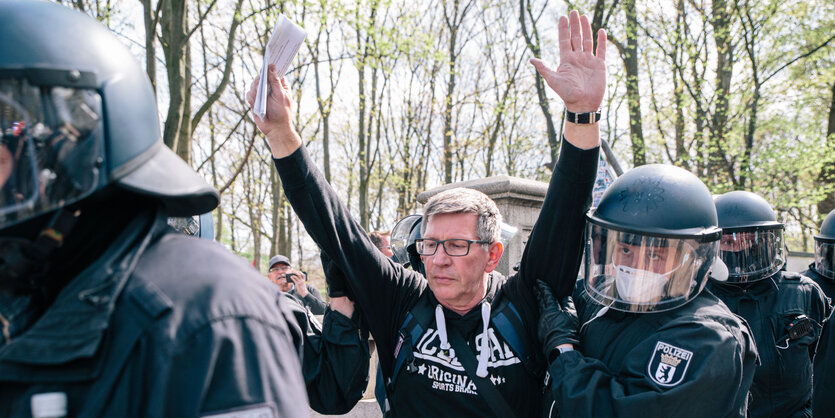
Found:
[708,191,832,417]
[543,284,758,417]
[0,211,309,417]
[802,265,835,417]
[0,1,311,416]
[708,272,830,417]
[539,164,759,417]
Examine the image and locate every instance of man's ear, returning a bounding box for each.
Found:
[484,241,504,273]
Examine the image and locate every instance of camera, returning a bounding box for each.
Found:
[283,271,307,281]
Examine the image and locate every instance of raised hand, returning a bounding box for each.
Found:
[530,11,607,114]
[246,64,302,158]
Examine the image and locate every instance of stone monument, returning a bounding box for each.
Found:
[417,175,549,276]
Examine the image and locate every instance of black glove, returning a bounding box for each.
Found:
[321,252,354,299]
[534,280,579,361]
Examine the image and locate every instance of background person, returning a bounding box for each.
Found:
[369,231,394,258]
[0,1,308,416]
[707,191,830,418]
[268,254,327,315]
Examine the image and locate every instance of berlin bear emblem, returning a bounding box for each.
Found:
[647,341,693,387]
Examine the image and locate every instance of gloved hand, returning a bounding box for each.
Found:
[534,280,579,360]
[321,252,354,299]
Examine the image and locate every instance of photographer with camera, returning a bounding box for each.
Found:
[268,254,327,314]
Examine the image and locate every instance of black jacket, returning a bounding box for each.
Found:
[801,265,835,417]
[284,292,370,414]
[0,211,309,417]
[546,283,758,417]
[708,272,831,418]
[273,138,598,417]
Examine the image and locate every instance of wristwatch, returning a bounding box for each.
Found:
[565,109,601,124]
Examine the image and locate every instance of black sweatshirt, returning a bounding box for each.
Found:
[274,138,598,417]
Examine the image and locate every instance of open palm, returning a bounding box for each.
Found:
[531,11,607,113]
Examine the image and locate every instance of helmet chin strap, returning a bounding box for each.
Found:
[0,208,82,292]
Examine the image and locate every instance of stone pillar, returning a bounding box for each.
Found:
[417,175,548,277]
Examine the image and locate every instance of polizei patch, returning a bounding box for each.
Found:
[647,341,693,387]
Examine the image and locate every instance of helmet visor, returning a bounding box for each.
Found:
[584,222,718,313]
[390,214,422,265]
[719,229,785,282]
[0,77,102,229]
[815,240,835,280]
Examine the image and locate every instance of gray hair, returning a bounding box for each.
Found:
[422,187,502,243]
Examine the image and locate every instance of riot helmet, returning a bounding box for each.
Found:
[584,164,723,313]
[814,209,835,280]
[390,214,424,274]
[714,191,785,283]
[0,0,218,235]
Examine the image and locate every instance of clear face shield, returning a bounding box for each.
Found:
[718,228,785,283]
[584,222,718,313]
[814,238,835,280]
[0,74,103,230]
[390,214,422,266]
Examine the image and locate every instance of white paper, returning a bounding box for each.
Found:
[254,15,306,119]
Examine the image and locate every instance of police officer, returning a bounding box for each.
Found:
[536,164,759,417]
[707,191,830,418]
[804,209,835,298]
[802,209,835,416]
[0,1,308,416]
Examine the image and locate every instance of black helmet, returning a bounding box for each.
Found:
[814,209,835,280]
[390,214,424,274]
[714,191,785,283]
[0,0,218,233]
[584,164,722,313]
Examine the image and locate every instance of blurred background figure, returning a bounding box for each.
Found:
[268,254,327,314]
[369,231,393,258]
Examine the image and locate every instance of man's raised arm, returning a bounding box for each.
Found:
[520,11,606,298]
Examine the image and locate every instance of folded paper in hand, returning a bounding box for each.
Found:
[254,15,306,119]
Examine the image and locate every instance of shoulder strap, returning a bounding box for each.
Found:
[446,323,519,418]
[390,294,435,386]
[491,299,529,364]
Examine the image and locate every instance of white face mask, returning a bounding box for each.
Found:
[613,264,671,303]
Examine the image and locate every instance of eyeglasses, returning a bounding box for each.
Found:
[415,238,490,257]
[269,267,288,273]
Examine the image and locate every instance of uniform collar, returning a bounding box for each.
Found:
[0,209,162,366]
[710,273,779,298]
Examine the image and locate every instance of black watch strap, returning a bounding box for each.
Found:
[565,109,601,124]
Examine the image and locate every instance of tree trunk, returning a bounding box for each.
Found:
[623,0,646,166]
[709,0,734,185]
[161,0,189,158]
[519,0,559,169]
[140,0,159,95]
